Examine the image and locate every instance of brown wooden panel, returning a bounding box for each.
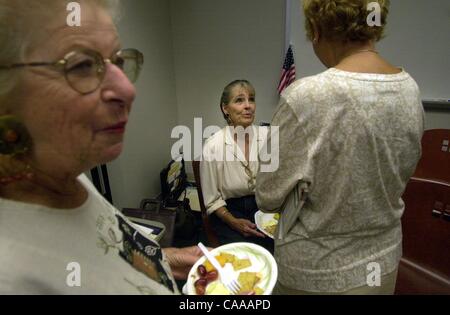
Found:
[413,129,450,183]
[192,160,220,248]
[396,259,450,295]
[396,178,450,294]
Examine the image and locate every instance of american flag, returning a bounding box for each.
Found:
[277,45,296,94]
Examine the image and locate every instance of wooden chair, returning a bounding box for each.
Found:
[413,129,450,183]
[192,160,220,247]
[395,178,450,294]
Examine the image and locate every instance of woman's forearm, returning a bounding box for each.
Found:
[214,207,235,225]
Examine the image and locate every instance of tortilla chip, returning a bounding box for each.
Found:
[232,258,252,271]
[238,272,260,293]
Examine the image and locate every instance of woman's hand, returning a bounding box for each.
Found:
[163,246,205,280]
[228,217,266,238]
[215,207,265,238]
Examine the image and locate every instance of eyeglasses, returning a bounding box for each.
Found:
[0,48,144,95]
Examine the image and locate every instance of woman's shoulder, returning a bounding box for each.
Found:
[281,70,334,102]
[78,173,108,200]
[78,173,97,190]
[203,127,226,149]
[255,125,269,141]
[281,68,414,105]
[77,174,120,215]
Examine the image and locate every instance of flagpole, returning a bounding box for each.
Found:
[285,0,292,52]
[277,0,296,95]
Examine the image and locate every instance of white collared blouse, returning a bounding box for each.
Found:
[200,125,268,215]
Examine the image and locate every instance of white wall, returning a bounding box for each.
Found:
[108,0,449,208]
[377,0,450,101]
[108,0,179,209]
[424,110,450,130]
[290,0,450,130]
[170,0,285,142]
[289,0,326,78]
[107,0,285,208]
[378,0,450,130]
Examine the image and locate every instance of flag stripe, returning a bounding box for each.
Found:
[277,45,296,94]
[277,69,296,93]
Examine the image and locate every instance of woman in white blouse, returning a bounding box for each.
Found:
[200,80,273,253]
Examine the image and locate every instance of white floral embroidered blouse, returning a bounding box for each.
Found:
[256,68,425,292]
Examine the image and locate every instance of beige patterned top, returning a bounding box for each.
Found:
[256,68,424,292]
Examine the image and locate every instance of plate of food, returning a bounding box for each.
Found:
[254,211,280,239]
[185,242,277,295]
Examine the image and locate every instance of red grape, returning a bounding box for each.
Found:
[194,279,207,295]
[197,265,207,277]
[205,270,218,283]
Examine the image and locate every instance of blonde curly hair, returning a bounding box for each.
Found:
[303,0,390,43]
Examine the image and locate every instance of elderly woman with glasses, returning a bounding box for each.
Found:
[0,0,203,294]
[200,80,274,253]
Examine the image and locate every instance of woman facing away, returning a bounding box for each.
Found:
[256,0,424,294]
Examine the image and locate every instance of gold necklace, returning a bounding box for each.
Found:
[228,126,257,191]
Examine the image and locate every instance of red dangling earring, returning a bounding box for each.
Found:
[0,115,33,185]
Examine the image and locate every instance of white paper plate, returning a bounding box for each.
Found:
[254,211,279,239]
[186,242,278,295]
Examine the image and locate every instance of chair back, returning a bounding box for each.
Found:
[192,160,220,247]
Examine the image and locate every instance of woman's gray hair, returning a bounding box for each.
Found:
[0,0,120,111]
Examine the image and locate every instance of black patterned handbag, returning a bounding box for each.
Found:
[159,158,197,239]
[122,199,176,247]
